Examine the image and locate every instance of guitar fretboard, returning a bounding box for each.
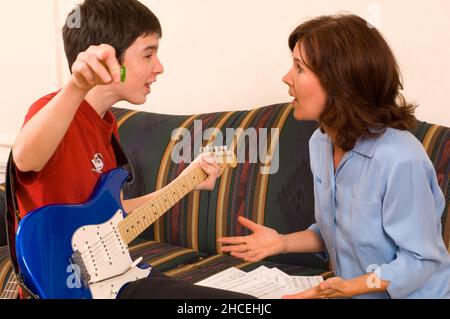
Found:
[118,165,206,244]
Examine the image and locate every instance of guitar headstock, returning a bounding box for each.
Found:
[200,146,237,168]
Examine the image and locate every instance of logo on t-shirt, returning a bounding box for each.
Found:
[91,153,104,174]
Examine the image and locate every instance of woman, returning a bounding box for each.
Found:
[218,14,450,299]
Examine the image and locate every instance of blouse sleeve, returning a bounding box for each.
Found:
[376,155,446,298]
[307,223,329,262]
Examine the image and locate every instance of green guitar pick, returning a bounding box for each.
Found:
[120,65,127,82]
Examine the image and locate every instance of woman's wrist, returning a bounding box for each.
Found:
[278,234,289,254]
[347,273,390,297]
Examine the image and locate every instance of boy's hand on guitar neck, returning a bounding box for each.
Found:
[187,152,224,191]
[70,44,122,92]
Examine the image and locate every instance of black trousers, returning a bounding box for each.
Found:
[117,268,256,299]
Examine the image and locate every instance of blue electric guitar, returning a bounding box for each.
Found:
[15,147,236,299]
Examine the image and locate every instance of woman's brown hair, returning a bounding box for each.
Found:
[289,14,416,151]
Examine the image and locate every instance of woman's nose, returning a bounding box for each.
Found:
[282,71,292,86]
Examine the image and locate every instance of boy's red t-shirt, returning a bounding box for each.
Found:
[15,92,120,220]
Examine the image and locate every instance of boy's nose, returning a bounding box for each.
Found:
[154,57,164,74]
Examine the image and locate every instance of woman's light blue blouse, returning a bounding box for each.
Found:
[308,128,450,298]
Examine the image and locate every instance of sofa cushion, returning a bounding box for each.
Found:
[129,239,207,272]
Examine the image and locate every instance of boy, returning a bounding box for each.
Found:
[12,0,252,299]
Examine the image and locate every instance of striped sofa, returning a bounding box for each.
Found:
[1,103,449,298]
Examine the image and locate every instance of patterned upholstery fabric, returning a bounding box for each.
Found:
[129,239,207,272]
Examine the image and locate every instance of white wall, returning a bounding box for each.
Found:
[0,0,61,180]
[1,0,449,154]
[0,0,59,141]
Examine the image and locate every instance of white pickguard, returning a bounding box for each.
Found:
[71,210,151,299]
[89,264,151,299]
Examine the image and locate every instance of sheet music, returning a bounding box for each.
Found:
[247,265,270,276]
[270,275,324,291]
[248,265,290,279]
[195,266,323,299]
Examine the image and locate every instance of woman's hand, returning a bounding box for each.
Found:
[217,216,286,262]
[70,44,122,92]
[282,273,389,299]
[282,277,354,299]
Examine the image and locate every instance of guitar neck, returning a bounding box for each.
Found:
[118,165,207,245]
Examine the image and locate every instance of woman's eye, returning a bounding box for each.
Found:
[297,65,303,73]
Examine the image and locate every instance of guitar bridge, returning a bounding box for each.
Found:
[69,250,91,288]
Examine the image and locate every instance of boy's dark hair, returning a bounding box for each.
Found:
[62,0,162,70]
[289,14,416,152]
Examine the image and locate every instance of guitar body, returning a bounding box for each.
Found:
[15,168,150,299]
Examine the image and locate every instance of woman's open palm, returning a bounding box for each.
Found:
[217,216,286,262]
